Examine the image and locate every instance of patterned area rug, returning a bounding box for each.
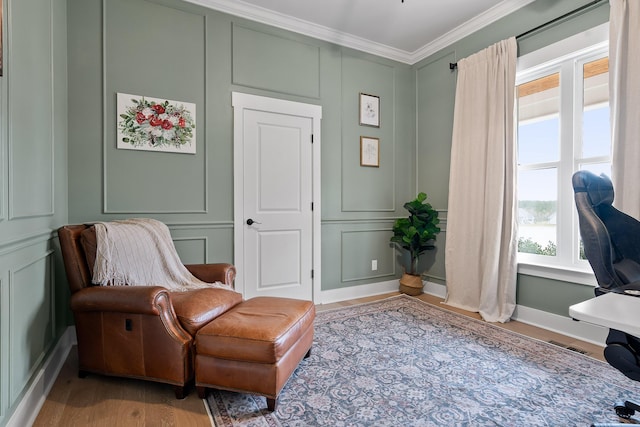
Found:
[206,295,640,426]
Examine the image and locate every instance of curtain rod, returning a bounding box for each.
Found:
[449,0,607,70]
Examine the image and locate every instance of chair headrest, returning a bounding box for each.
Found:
[572,170,614,207]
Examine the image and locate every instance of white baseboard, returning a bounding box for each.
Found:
[7,326,77,427]
[423,280,447,298]
[511,304,607,346]
[318,279,399,305]
[421,281,607,347]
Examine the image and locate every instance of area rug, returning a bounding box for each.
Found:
[206,295,640,426]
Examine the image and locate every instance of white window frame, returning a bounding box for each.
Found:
[515,23,608,286]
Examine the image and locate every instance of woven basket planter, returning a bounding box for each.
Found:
[399,273,424,296]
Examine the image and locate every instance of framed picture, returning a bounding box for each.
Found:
[117,93,196,154]
[360,136,379,167]
[359,93,380,127]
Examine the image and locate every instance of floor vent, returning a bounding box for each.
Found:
[565,346,589,354]
[548,340,589,354]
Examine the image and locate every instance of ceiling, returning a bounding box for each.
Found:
[185,0,536,64]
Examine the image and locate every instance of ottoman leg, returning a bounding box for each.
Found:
[174,385,187,400]
[197,386,207,399]
[267,397,277,411]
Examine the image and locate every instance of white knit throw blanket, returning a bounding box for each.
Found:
[91,218,231,291]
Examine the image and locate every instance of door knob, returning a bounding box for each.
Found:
[246,218,261,225]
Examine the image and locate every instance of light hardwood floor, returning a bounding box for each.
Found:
[32,292,604,426]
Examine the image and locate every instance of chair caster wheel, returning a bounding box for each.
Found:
[614,401,635,419]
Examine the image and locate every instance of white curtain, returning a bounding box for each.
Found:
[444,38,518,323]
[610,0,640,219]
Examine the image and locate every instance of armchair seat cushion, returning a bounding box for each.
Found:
[170,288,243,336]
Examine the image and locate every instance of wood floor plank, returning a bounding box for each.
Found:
[32,349,210,426]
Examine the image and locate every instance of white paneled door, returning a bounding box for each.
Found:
[232,93,321,301]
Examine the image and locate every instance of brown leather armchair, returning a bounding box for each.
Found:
[58,224,241,398]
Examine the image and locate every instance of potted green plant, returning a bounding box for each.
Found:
[390,192,441,295]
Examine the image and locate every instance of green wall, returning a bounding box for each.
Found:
[66,0,609,309]
[415,0,610,316]
[0,0,68,424]
[66,0,416,293]
[0,0,615,423]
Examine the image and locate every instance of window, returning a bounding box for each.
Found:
[515,24,609,284]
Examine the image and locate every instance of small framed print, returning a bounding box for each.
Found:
[360,136,379,167]
[359,93,380,127]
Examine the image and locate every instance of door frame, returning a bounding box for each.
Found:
[231,92,322,301]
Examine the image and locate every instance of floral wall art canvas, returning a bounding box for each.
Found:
[117,93,196,154]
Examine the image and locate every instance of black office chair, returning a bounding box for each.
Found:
[573,170,640,423]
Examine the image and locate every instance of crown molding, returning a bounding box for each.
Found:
[184,0,537,65]
[184,0,413,63]
[410,0,537,64]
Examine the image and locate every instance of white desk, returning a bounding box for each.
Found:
[569,292,640,338]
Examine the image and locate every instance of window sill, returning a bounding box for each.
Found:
[517,262,597,286]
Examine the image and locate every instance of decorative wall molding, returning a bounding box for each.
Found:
[9,250,54,403]
[101,0,209,214]
[340,228,395,282]
[322,211,447,231]
[8,0,55,220]
[341,60,396,213]
[0,55,5,224]
[172,236,208,263]
[423,273,446,283]
[231,23,321,99]
[0,230,53,256]
[0,275,3,420]
[167,221,234,229]
[322,218,399,224]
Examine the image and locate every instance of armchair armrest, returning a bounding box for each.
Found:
[71,285,192,342]
[185,263,236,287]
[70,285,169,315]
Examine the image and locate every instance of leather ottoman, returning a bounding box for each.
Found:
[195,297,315,411]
